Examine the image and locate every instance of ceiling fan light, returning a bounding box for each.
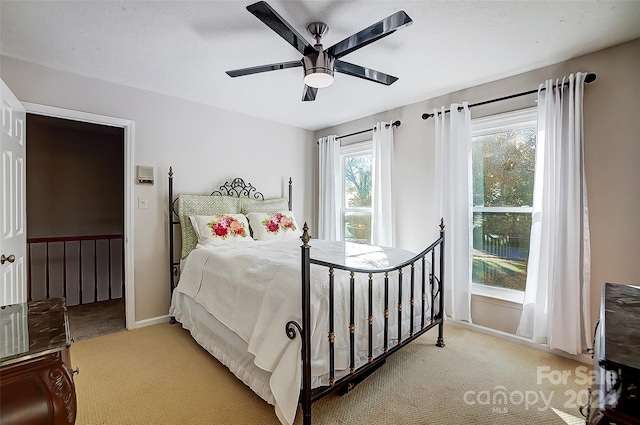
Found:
[304,71,334,88]
[303,48,335,88]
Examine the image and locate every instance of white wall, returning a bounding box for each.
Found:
[1,56,315,323]
[315,39,640,335]
[3,38,638,330]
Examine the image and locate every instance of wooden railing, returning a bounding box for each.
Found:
[27,234,124,306]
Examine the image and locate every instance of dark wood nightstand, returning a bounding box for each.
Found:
[585,283,640,425]
[1,297,77,425]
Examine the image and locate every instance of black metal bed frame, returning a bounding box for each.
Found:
[167,168,445,425]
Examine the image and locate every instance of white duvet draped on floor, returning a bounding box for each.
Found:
[170,239,429,425]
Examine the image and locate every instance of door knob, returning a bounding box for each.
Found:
[1,254,15,264]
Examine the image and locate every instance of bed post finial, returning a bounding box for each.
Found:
[439,217,445,232]
[288,177,293,212]
[301,222,311,247]
[169,166,173,178]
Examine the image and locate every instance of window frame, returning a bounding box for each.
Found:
[339,140,373,242]
[470,107,537,303]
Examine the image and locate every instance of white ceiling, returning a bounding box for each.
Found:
[2,1,640,131]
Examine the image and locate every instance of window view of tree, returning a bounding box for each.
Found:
[343,154,372,243]
[345,156,371,207]
[472,126,536,292]
[472,128,535,207]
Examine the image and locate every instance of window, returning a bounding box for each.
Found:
[471,108,536,298]
[340,142,372,244]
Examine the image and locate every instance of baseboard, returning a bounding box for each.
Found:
[446,319,592,364]
[134,314,171,329]
[133,315,592,363]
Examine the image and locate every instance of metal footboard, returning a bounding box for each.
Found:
[291,221,446,425]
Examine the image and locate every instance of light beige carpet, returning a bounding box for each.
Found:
[71,322,590,425]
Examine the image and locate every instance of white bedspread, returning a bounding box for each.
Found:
[174,239,429,425]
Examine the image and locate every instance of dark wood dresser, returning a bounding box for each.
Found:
[586,283,640,425]
[0,297,77,425]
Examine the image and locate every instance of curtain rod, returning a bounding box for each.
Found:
[316,120,401,144]
[421,72,597,120]
[337,120,401,139]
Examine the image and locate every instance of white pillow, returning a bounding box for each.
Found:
[246,211,302,241]
[189,214,253,246]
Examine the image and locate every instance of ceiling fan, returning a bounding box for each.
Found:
[226,1,413,101]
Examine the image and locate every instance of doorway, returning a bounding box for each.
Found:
[23,102,135,331]
[27,114,125,339]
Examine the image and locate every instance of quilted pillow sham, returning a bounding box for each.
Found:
[246,211,302,241]
[189,214,253,246]
[177,195,241,258]
[239,197,289,215]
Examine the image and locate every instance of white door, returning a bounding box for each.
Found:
[0,79,26,306]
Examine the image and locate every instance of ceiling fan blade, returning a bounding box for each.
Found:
[335,61,398,85]
[327,11,413,59]
[226,60,302,77]
[302,85,317,102]
[247,1,315,56]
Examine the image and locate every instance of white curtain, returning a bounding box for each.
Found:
[433,103,472,323]
[517,73,591,355]
[318,135,340,241]
[371,122,394,247]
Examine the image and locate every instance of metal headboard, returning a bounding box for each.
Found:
[211,178,264,200]
[168,167,292,309]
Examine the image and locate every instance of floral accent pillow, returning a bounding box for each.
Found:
[246,211,302,241]
[177,195,242,258]
[189,214,253,246]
